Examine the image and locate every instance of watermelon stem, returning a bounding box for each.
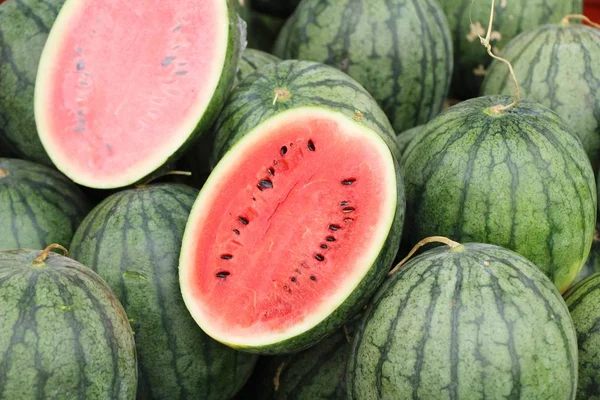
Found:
[32,244,68,265]
[388,236,461,276]
[478,0,520,113]
[561,14,600,29]
[0,168,7,178]
[273,88,291,105]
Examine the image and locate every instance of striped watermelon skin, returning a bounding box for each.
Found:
[0,158,90,251]
[273,0,453,134]
[235,49,280,86]
[69,184,258,400]
[402,96,597,293]
[255,323,355,399]
[482,23,600,172]
[438,0,583,99]
[347,243,578,400]
[213,60,401,165]
[565,272,600,399]
[0,248,137,399]
[0,0,66,165]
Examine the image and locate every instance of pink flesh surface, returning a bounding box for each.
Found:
[44,0,221,180]
[189,116,391,336]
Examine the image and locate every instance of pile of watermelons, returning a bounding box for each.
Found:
[1,0,600,398]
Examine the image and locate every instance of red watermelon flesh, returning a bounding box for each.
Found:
[179,109,399,351]
[35,0,236,189]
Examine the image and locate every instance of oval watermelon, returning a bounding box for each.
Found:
[34,0,242,189]
[482,21,600,171]
[273,0,453,134]
[0,157,91,251]
[0,0,66,165]
[0,246,137,399]
[402,95,597,293]
[69,183,258,400]
[180,60,405,354]
[347,242,578,399]
[437,0,583,99]
[565,272,600,399]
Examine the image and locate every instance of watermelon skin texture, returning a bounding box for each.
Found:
[347,243,578,400]
[0,0,66,165]
[482,23,600,172]
[255,323,356,399]
[212,60,405,354]
[235,49,280,86]
[273,0,453,134]
[403,96,597,293]
[438,0,583,99]
[69,184,258,400]
[213,60,401,165]
[0,248,137,399]
[0,157,91,251]
[565,272,600,399]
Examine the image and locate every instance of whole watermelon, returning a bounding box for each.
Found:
[437,0,583,99]
[273,0,453,134]
[0,247,137,399]
[565,272,600,399]
[347,242,578,399]
[70,184,258,400]
[0,158,91,251]
[482,21,600,172]
[0,0,66,164]
[402,96,597,293]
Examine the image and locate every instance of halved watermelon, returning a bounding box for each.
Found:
[34,0,241,189]
[180,106,403,354]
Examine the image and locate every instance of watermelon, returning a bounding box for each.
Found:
[347,241,578,399]
[273,0,453,134]
[482,21,600,171]
[438,0,583,99]
[402,95,597,293]
[0,246,137,399]
[235,49,280,86]
[252,0,300,18]
[565,272,600,399]
[180,60,405,354]
[0,158,91,251]
[255,322,356,399]
[34,0,243,189]
[69,183,258,400]
[0,0,66,165]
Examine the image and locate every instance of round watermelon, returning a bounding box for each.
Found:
[179,60,405,354]
[437,0,583,99]
[69,184,258,400]
[34,0,242,189]
[482,21,600,172]
[0,246,137,399]
[565,272,600,399]
[273,0,453,134]
[0,157,91,251]
[402,95,597,293]
[0,0,66,165]
[347,242,578,399]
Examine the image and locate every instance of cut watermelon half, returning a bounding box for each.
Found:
[34,0,241,189]
[180,107,402,353]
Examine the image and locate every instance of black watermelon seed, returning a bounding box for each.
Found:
[340,201,349,206]
[268,167,275,175]
[281,146,288,155]
[329,224,341,231]
[320,244,328,249]
[310,275,317,281]
[238,216,249,225]
[291,277,297,283]
[342,207,355,213]
[308,140,315,151]
[326,236,336,242]
[314,254,325,261]
[216,271,230,279]
[233,229,240,235]
[258,179,273,189]
[341,178,356,185]
[220,254,233,260]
